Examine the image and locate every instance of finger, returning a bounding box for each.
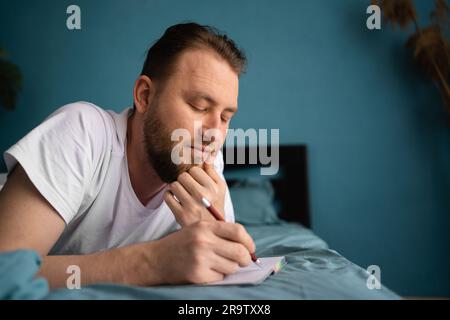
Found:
[210,253,240,275]
[204,141,220,161]
[212,222,256,254]
[203,162,221,184]
[164,190,183,215]
[188,166,214,188]
[177,172,203,200]
[197,269,225,284]
[169,181,193,206]
[211,235,252,267]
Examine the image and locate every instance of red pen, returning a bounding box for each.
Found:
[201,197,263,268]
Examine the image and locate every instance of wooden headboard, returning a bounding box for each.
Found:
[223,145,310,227]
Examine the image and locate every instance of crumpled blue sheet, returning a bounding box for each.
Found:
[0,250,49,299]
[44,223,400,300]
[0,223,400,299]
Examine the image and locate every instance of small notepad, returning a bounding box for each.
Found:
[205,256,286,286]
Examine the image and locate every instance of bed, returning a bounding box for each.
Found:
[0,146,400,299]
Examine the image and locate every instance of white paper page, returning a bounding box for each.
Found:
[205,256,286,286]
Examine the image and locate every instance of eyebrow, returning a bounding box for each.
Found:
[186,90,237,113]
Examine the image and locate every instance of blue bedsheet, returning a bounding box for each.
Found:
[0,250,48,299]
[44,223,399,299]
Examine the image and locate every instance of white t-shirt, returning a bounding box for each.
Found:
[3,101,235,255]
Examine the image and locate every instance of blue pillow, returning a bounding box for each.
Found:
[229,178,281,225]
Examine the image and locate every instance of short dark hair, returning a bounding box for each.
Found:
[140,22,247,84]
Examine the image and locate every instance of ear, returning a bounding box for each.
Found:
[133,75,156,114]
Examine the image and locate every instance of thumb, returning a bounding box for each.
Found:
[203,161,220,183]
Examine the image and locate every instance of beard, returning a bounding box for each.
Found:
[143,101,201,183]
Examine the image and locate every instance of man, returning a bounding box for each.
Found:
[0,23,256,288]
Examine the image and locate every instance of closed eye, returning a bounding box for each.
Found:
[188,103,207,113]
[221,115,231,123]
[221,111,235,123]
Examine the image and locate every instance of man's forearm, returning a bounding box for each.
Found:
[38,242,159,289]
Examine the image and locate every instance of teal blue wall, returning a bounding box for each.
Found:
[1,0,449,297]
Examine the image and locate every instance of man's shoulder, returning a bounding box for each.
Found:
[48,101,119,139]
[52,101,132,158]
[49,101,110,124]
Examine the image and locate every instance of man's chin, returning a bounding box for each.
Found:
[162,159,217,182]
[156,162,197,183]
[152,147,216,183]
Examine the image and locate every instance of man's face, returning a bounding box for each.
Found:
[143,49,239,183]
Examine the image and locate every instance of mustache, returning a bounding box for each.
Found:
[181,139,221,153]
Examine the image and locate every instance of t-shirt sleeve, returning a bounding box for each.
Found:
[213,149,235,223]
[3,102,110,225]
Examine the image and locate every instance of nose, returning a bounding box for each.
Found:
[202,111,221,131]
[201,112,223,147]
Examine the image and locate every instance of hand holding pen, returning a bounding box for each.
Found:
[164,161,262,269]
[201,196,263,268]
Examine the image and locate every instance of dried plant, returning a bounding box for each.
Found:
[372,0,450,117]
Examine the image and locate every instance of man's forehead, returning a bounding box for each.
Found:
[176,49,231,74]
[172,49,239,107]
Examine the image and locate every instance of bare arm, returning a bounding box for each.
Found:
[0,165,255,289]
[0,165,65,255]
[0,165,155,288]
[38,243,155,289]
